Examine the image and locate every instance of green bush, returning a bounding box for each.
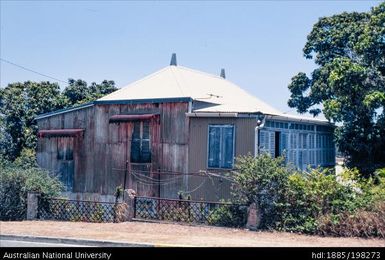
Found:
[208,204,248,227]
[317,201,385,238]
[13,148,39,168]
[231,155,385,237]
[281,168,359,233]
[231,154,294,229]
[315,171,385,238]
[0,158,63,220]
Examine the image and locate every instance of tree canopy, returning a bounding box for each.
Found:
[0,79,117,160]
[287,2,385,175]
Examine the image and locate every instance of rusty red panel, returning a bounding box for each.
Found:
[38,129,84,138]
[109,114,159,123]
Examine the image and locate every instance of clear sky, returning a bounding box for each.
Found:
[0,0,381,117]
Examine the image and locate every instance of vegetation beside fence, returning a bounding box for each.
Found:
[1,152,384,238]
[207,203,247,227]
[134,196,247,227]
[0,157,63,220]
[229,154,385,238]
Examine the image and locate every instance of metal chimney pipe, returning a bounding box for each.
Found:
[220,68,226,79]
[170,53,177,66]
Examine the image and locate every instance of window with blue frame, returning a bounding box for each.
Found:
[57,137,74,191]
[131,121,151,163]
[208,125,235,168]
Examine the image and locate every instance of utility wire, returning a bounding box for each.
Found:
[131,171,183,183]
[131,172,181,186]
[0,58,67,84]
[180,178,207,195]
[111,167,206,176]
[204,171,235,183]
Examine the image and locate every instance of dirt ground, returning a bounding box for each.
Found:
[1,220,384,247]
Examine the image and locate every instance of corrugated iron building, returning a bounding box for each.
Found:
[36,55,335,201]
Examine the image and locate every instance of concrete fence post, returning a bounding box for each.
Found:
[27,192,40,220]
[246,202,261,231]
[123,189,136,221]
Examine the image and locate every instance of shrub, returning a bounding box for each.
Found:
[0,159,63,220]
[317,201,385,238]
[13,148,38,168]
[316,171,385,238]
[208,204,248,227]
[231,154,295,229]
[230,155,385,237]
[281,168,360,233]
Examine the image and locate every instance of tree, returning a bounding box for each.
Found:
[62,79,89,105]
[90,80,117,97]
[287,2,385,175]
[0,81,64,160]
[62,79,117,105]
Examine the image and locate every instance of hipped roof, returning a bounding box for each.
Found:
[36,65,329,124]
[98,66,281,115]
[98,65,329,124]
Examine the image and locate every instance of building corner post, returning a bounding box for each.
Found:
[27,192,40,220]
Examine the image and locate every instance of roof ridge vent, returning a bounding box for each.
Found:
[170,53,177,66]
[220,68,226,79]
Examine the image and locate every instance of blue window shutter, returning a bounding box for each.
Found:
[131,139,141,163]
[280,132,288,161]
[141,140,151,163]
[132,122,141,139]
[130,120,151,163]
[269,132,275,157]
[142,121,150,139]
[259,130,267,153]
[208,127,221,168]
[259,130,274,156]
[57,138,74,191]
[222,126,234,168]
[131,122,141,162]
[141,121,151,163]
[208,125,234,169]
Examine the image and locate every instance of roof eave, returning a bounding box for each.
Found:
[35,102,95,121]
[95,97,192,105]
[35,97,193,120]
[266,114,333,126]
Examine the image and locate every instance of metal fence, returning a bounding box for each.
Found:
[134,196,247,226]
[37,196,127,223]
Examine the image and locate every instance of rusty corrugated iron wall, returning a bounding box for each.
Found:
[36,102,189,198]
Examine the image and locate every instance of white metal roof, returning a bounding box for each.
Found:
[98,65,329,124]
[98,66,281,113]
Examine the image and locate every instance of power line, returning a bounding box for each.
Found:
[0,58,67,84]
[111,168,206,176]
[179,178,207,195]
[131,171,183,184]
[131,172,181,186]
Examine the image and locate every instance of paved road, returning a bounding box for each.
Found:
[0,239,86,247]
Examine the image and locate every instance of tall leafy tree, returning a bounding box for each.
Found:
[62,79,90,105]
[0,81,64,160]
[62,79,117,105]
[287,2,385,175]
